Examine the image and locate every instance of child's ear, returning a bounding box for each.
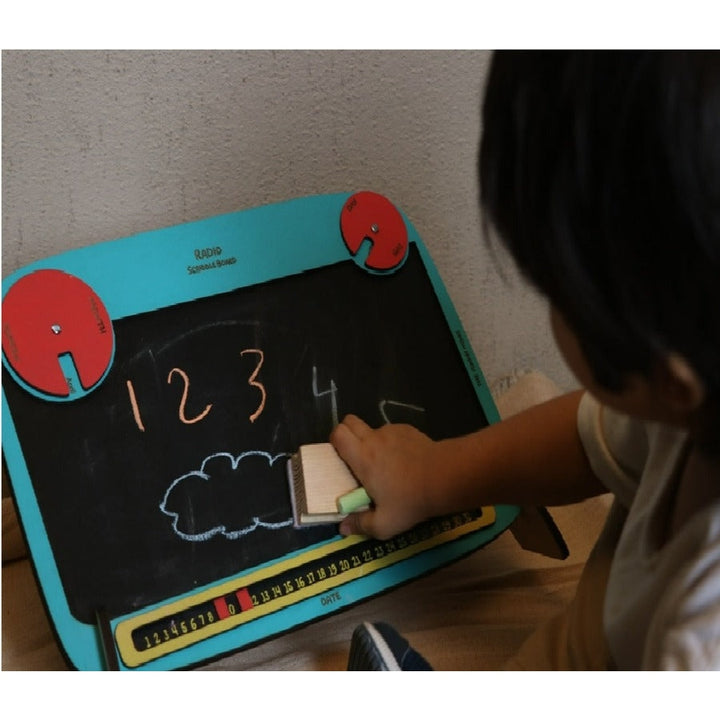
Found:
[654,353,706,416]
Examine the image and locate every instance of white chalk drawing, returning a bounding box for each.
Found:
[312,367,425,428]
[312,365,339,426]
[379,400,426,425]
[160,450,293,542]
[160,368,428,542]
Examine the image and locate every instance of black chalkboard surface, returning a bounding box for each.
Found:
[4,248,488,621]
[2,192,515,669]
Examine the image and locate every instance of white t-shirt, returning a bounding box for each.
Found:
[577,392,720,669]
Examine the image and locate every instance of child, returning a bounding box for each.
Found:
[333,51,720,670]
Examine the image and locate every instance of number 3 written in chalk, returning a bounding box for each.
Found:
[125,349,266,432]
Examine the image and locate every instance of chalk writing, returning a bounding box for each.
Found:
[379,400,425,425]
[125,347,267,432]
[312,366,424,429]
[240,349,266,423]
[126,380,146,432]
[312,366,339,427]
[159,450,293,542]
[168,368,213,425]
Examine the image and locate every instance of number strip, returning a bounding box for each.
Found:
[114,508,495,668]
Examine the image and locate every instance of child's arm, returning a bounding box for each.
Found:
[330,389,607,540]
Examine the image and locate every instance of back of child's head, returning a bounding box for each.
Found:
[479,50,720,447]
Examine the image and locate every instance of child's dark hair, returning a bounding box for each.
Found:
[479,50,720,449]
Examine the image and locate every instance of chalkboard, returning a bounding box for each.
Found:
[2,192,518,670]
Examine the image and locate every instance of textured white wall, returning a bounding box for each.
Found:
[2,50,575,396]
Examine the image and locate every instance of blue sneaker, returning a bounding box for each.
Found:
[347,622,433,671]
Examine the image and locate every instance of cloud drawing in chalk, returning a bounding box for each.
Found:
[160,451,293,541]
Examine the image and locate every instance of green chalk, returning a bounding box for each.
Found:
[336,486,372,514]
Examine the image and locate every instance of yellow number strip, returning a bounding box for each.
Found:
[115,508,495,667]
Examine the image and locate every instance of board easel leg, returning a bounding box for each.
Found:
[95,608,119,670]
[509,506,569,560]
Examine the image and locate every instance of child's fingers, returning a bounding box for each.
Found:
[337,414,373,440]
[339,509,383,539]
[330,416,372,475]
[338,512,362,537]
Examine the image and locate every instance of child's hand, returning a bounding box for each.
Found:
[329,414,438,540]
